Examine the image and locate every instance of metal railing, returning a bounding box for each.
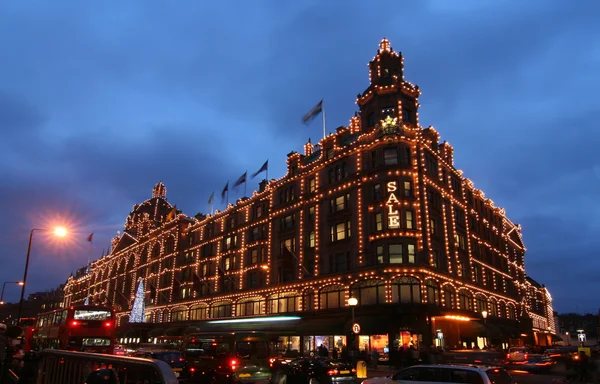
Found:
[32,349,179,384]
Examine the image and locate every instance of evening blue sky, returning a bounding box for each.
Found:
[1,0,599,313]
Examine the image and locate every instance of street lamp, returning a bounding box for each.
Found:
[481,310,489,348]
[565,331,570,346]
[17,227,68,324]
[348,297,358,353]
[0,281,24,304]
[348,297,358,324]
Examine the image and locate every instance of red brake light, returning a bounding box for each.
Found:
[327,369,339,375]
[104,321,113,327]
[71,321,79,326]
[230,358,238,370]
[179,357,185,362]
[351,368,356,373]
[524,354,528,359]
[189,367,196,373]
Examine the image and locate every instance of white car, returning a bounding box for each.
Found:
[506,347,529,363]
[361,364,515,384]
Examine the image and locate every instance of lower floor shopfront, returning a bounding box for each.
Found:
[116,303,526,359]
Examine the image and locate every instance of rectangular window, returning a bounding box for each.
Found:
[402,108,412,123]
[309,178,316,193]
[432,250,438,268]
[255,205,263,219]
[389,244,403,263]
[407,244,415,264]
[250,249,258,264]
[403,181,412,197]
[308,231,315,248]
[383,148,398,165]
[376,246,384,264]
[308,206,315,222]
[405,211,414,229]
[281,215,294,230]
[374,184,382,200]
[375,213,383,231]
[330,221,351,242]
[429,218,436,235]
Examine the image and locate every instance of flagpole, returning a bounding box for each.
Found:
[322,99,326,140]
[244,170,247,197]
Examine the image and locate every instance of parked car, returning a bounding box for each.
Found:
[271,357,357,384]
[361,364,516,384]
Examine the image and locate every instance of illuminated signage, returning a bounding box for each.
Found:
[386,181,401,228]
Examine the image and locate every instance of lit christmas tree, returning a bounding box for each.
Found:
[129,279,145,323]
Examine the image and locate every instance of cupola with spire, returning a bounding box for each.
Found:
[357,38,421,134]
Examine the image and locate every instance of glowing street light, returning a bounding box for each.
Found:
[17,227,69,324]
[0,281,24,305]
[54,227,68,237]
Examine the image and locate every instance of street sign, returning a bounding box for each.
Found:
[578,333,587,343]
[352,323,361,334]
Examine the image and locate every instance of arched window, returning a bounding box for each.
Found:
[211,301,232,318]
[171,307,187,322]
[507,303,516,320]
[459,290,473,311]
[475,294,487,313]
[442,284,456,309]
[118,260,126,274]
[127,254,135,272]
[319,285,345,309]
[190,304,208,320]
[488,298,498,317]
[165,237,175,255]
[391,276,421,304]
[425,279,440,305]
[152,244,161,260]
[303,289,315,311]
[268,292,300,314]
[140,247,148,265]
[350,279,386,306]
[498,301,506,318]
[161,309,169,323]
[144,312,154,323]
[236,297,264,317]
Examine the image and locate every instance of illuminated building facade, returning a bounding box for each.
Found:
[63,39,555,354]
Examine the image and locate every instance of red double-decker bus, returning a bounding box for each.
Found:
[33,305,116,354]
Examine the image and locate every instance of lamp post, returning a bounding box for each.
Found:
[348,297,358,353]
[17,227,68,324]
[482,310,489,348]
[0,281,24,304]
[565,331,570,346]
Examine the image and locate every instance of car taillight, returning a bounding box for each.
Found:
[71,321,79,326]
[351,368,356,373]
[506,353,510,358]
[524,354,528,359]
[104,321,113,327]
[230,358,238,370]
[327,369,339,375]
[189,367,196,373]
[179,357,185,362]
